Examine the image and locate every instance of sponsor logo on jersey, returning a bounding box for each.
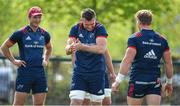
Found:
[26,36,31,40]
[144,49,157,59]
[45,87,48,91]
[98,89,103,94]
[154,83,160,88]
[34,41,39,44]
[142,41,161,46]
[79,34,84,38]
[135,94,144,97]
[17,84,24,90]
[25,44,44,48]
[149,39,154,42]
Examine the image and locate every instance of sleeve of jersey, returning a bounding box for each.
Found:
[45,32,51,45]
[69,25,78,39]
[96,25,108,38]
[163,39,170,52]
[9,31,21,44]
[127,37,136,49]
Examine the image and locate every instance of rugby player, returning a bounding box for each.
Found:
[112,10,173,105]
[66,8,109,105]
[1,6,52,105]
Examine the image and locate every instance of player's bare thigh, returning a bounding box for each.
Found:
[32,93,47,106]
[146,94,161,106]
[127,96,143,106]
[13,91,28,106]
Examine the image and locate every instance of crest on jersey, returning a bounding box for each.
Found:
[90,33,95,38]
[39,36,44,40]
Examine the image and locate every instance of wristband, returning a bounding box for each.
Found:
[166,78,173,84]
[115,73,125,83]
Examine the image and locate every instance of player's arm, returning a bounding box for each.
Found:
[74,37,107,54]
[42,32,52,66]
[161,38,173,96]
[1,39,16,62]
[65,37,76,55]
[66,24,78,55]
[0,48,2,55]
[104,48,116,81]
[0,39,26,67]
[112,47,136,91]
[163,50,173,81]
[73,25,107,54]
[118,47,136,77]
[43,41,52,63]
[71,53,76,66]
[163,49,173,96]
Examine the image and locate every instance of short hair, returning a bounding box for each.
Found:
[81,8,96,21]
[135,10,153,25]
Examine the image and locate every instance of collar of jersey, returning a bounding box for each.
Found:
[141,29,153,31]
[26,25,41,33]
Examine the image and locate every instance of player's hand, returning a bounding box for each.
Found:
[110,72,116,82]
[66,42,75,55]
[164,83,173,97]
[72,39,83,51]
[12,59,26,67]
[70,42,76,54]
[42,59,48,67]
[111,81,120,92]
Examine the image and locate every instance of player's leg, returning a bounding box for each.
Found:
[102,73,112,106]
[69,73,87,105]
[13,68,32,105]
[32,93,47,106]
[127,81,146,105]
[13,91,28,105]
[146,94,161,105]
[103,97,111,106]
[89,73,105,105]
[70,90,86,105]
[90,94,104,105]
[82,98,91,105]
[127,96,143,105]
[145,78,162,105]
[32,68,48,105]
[82,93,91,105]
[102,89,112,106]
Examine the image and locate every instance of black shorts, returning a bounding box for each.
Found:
[16,67,48,94]
[127,78,161,98]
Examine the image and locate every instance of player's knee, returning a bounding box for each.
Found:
[71,99,84,105]
[13,100,25,106]
[33,99,45,106]
[90,94,104,103]
[13,96,26,105]
[82,98,91,105]
[33,103,44,106]
[102,97,111,105]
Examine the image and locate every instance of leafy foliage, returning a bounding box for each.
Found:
[0,0,179,59]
